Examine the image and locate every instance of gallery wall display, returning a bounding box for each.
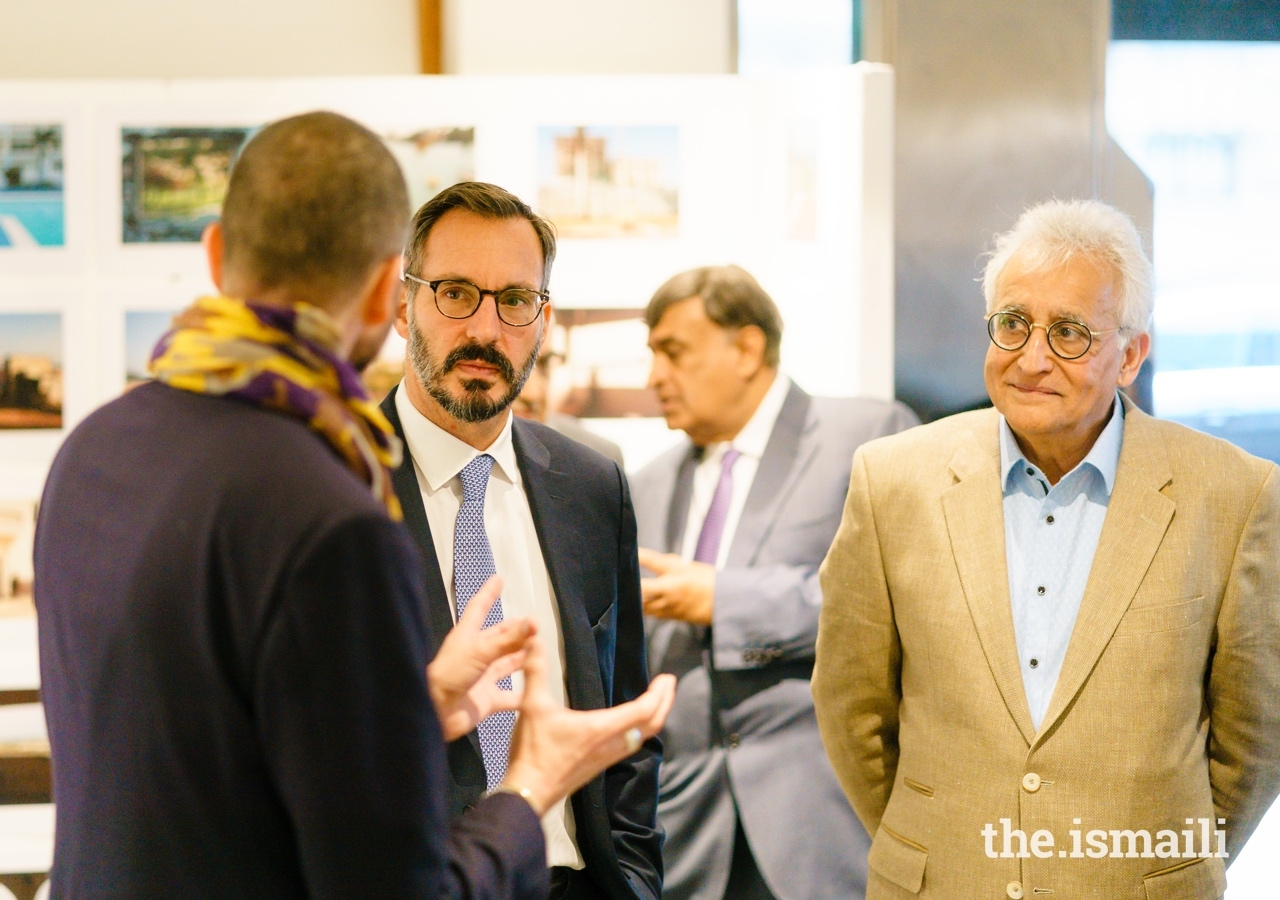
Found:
[0,68,894,498]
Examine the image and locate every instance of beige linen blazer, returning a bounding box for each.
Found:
[813,402,1280,900]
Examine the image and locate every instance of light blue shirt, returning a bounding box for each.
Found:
[1000,397,1125,730]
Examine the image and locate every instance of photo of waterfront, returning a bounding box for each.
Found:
[0,124,64,249]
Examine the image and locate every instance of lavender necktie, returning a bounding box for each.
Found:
[454,454,516,789]
[694,448,742,565]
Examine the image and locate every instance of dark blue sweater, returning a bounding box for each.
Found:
[35,381,547,899]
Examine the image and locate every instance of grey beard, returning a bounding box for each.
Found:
[406,305,541,424]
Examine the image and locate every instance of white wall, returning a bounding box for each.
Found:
[0,0,732,79]
[443,0,734,74]
[0,0,420,78]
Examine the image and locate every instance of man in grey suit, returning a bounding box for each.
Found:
[631,266,918,900]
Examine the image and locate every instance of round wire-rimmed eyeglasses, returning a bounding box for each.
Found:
[402,273,549,327]
[985,310,1120,361]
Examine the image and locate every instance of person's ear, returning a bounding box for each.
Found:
[202,222,224,292]
[732,325,768,377]
[361,254,403,330]
[1116,331,1151,388]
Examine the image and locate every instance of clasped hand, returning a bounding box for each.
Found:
[428,575,677,817]
[637,548,715,625]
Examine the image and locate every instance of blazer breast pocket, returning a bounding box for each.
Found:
[1114,596,1205,636]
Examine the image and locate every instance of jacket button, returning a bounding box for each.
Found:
[1022,772,1041,793]
[1007,881,1024,899]
[727,733,741,749]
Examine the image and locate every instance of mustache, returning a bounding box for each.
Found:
[442,342,517,383]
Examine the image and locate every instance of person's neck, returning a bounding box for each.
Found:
[403,372,507,451]
[692,368,778,447]
[217,277,365,356]
[1011,408,1113,486]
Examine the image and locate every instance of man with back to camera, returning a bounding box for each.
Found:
[34,111,674,900]
[813,199,1280,898]
[381,181,663,900]
[630,265,919,900]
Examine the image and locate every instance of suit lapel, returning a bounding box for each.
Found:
[512,420,607,711]
[1034,403,1174,745]
[726,381,816,568]
[380,386,456,657]
[941,411,1037,746]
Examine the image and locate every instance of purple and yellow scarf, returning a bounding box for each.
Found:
[149,295,403,521]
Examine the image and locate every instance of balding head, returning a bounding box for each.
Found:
[219,111,409,312]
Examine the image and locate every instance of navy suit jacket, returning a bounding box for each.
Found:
[382,386,663,900]
[36,382,547,899]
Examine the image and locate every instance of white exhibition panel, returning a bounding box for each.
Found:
[0,618,39,691]
[0,804,54,877]
[0,66,894,491]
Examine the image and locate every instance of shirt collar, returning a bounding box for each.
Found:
[701,372,790,463]
[395,385,520,492]
[999,394,1125,496]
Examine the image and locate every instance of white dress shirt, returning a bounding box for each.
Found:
[680,373,791,569]
[1000,395,1125,730]
[395,387,583,869]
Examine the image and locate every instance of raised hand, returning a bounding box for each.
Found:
[498,634,677,817]
[426,575,536,742]
[638,547,715,625]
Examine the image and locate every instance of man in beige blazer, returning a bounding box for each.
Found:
[813,199,1280,900]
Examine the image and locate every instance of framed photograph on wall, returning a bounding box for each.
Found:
[123,309,176,387]
[120,127,253,244]
[0,311,62,430]
[0,123,64,250]
[537,126,679,239]
[383,126,475,212]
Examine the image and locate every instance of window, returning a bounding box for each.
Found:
[1108,41,1280,464]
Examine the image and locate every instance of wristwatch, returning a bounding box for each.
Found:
[484,783,535,806]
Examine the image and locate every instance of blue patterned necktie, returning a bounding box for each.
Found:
[454,454,517,790]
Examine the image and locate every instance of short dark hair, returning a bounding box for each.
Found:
[645,265,783,367]
[404,182,557,292]
[220,111,409,309]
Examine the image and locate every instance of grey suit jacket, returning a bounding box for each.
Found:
[631,380,918,900]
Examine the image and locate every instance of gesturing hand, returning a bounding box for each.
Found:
[500,634,677,817]
[427,575,536,742]
[638,547,715,626]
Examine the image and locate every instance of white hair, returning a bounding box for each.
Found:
[982,199,1153,338]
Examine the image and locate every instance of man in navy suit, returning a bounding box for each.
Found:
[35,113,672,900]
[382,181,663,900]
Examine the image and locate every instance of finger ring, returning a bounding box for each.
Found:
[624,727,642,753]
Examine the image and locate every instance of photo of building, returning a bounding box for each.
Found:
[537,125,678,238]
[0,124,64,248]
[0,312,62,429]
